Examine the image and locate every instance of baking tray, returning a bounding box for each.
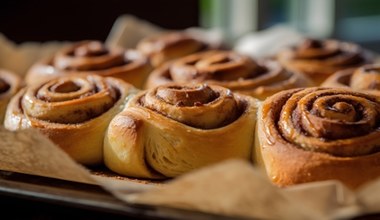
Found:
[0,170,252,220]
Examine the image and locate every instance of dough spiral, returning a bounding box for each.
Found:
[257,87,380,189]
[26,40,152,88]
[322,64,380,96]
[277,38,373,85]
[146,50,312,100]
[104,84,259,178]
[5,74,136,165]
[137,31,220,68]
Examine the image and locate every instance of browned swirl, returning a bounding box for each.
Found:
[103,81,259,178]
[141,84,239,129]
[278,38,373,84]
[4,74,134,165]
[146,50,312,99]
[54,41,126,71]
[137,31,219,67]
[25,40,152,88]
[350,64,380,90]
[292,39,365,65]
[258,87,380,189]
[322,64,380,96]
[21,75,119,124]
[271,88,380,157]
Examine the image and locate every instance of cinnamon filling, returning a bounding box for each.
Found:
[143,84,242,129]
[295,39,341,60]
[50,81,81,93]
[277,88,380,156]
[156,84,218,107]
[0,79,10,93]
[27,76,119,124]
[170,51,267,83]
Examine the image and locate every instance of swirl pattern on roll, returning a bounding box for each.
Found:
[5,74,135,165]
[146,50,312,100]
[145,84,239,129]
[257,87,380,188]
[137,31,220,68]
[279,88,380,156]
[25,40,152,88]
[322,64,380,96]
[0,69,22,123]
[104,84,259,178]
[277,38,373,85]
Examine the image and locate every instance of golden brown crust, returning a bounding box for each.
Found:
[0,69,22,123]
[277,38,373,85]
[322,64,380,96]
[137,31,219,68]
[104,84,259,179]
[145,50,313,100]
[4,74,136,165]
[257,87,380,189]
[25,40,152,88]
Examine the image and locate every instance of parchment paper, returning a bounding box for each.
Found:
[0,34,67,77]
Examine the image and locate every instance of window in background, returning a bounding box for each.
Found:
[335,0,380,52]
[200,0,380,52]
[258,0,287,30]
[200,0,259,44]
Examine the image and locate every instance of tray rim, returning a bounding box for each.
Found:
[0,170,249,220]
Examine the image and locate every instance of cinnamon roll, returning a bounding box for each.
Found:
[277,38,373,85]
[0,70,22,123]
[25,40,152,88]
[322,64,380,96]
[4,74,136,165]
[137,31,219,68]
[145,50,313,100]
[104,84,259,179]
[257,87,380,189]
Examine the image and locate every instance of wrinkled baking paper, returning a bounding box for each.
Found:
[105,15,226,51]
[1,15,380,220]
[0,34,67,77]
[105,15,163,49]
[0,127,95,184]
[0,127,154,193]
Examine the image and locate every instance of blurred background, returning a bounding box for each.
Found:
[1,0,379,52]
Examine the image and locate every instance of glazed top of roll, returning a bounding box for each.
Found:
[54,40,148,72]
[277,38,373,83]
[103,82,258,178]
[264,87,380,157]
[26,75,123,123]
[137,31,221,67]
[139,83,243,129]
[322,64,380,96]
[6,74,133,129]
[145,50,313,100]
[25,40,151,87]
